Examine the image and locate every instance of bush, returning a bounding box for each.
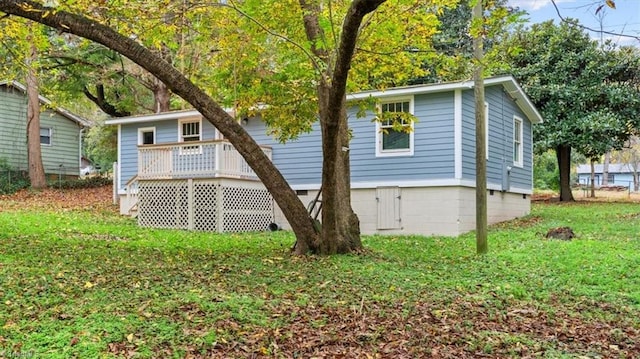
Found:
[0,160,30,195]
[534,150,559,191]
[48,175,112,189]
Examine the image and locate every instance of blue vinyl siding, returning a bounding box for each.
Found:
[350,92,455,183]
[461,86,532,190]
[117,80,535,194]
[245,92,455,187]
[245,119,322,186]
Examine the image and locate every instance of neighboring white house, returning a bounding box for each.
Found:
[106,75,542,236]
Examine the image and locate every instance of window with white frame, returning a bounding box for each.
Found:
[138,127,156,145]
[40,127,52,145]
[376,98,414,157]
[179,118,202,154]
[513,116,523,167]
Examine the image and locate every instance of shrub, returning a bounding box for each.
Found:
[48,175,112,189]
[0,159,30,195]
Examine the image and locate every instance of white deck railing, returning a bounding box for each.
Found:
[137,140,272,180]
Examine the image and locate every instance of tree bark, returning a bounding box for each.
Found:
[556,145,574,201]
[0,0,319,250]
[295,0,384,254]
[316,82,362,254]
[590,159,595,197]
[83,84,131,117]
[26,35,46,189]
[473,0,487,255]
[602,151,610,186]
[152,78,171,113]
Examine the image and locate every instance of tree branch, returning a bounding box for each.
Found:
[225,0,323,73]
[83,84,131,117]
[329,0,385,111]
[550,0,640,42]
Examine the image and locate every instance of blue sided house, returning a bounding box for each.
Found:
[107,75,542,236]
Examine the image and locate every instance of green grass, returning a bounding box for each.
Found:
[1,201,639,357]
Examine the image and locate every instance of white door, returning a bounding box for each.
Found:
[376,187,401,229]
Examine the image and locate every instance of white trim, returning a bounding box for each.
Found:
[454,90,462,179]
[347,75,543,124]
[513,116,524,168]
[178,117,202,142]
[375,96,415,157]
[484,101,489,159]
[39,127,52,146]
[117,124,122,191]
[178,117,203,155]
[105,109,202,125]
[349,80,475,100]
[289,179,532,194]
[137,127,156,145]
[103,76,542,127]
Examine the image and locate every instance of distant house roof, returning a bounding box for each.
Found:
[0,80,91,127]
[576,163,639,174]
[105,75,543,126]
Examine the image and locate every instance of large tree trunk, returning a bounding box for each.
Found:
[473,0,487,255]
[556,145,574,201]
[602,151,610,186]
[26,37,47,189]
[0,0,320,250]
[293,0,383,254]
[590,159,595,198]
[315,83,362,254]
[152,78,171,113]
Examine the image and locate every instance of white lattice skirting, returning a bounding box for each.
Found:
[137,178,274,232]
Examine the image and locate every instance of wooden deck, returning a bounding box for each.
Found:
[137,140,271,181]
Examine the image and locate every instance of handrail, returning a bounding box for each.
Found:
[137,141,271,180]
[137,139,272,151]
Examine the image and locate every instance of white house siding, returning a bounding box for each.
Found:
[272,186,530,237]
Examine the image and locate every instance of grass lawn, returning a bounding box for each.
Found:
[1,187,639,358]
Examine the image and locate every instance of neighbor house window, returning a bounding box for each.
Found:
[513,116,523,167]
[179,118,202,154]
[376,98,414,157]
[607,174,615,183]
[138,127,156,145]
[40,127,52,145]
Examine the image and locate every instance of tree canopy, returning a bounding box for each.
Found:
[503,20,640,200]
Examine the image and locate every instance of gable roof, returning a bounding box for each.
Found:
[104,75,543,125]
[0,80,91,127]
[347,75,543,124]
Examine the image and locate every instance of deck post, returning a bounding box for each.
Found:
[188,178,194,230]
